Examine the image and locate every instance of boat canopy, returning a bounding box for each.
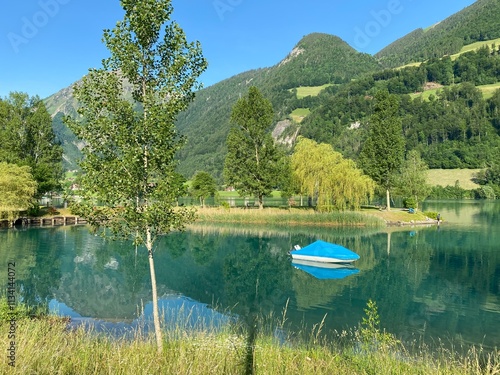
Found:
[289,240,360,262]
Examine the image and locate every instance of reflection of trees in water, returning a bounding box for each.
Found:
[9,216,500,352]
[0,228,62,306]
[472,200,500,229]
[54,233,156,319]
[388,228,500,349]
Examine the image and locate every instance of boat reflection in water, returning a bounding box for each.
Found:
[289,240,360,279]
[291,259,359,280]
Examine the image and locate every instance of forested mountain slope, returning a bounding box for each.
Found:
[174,33,381,180]
[43,3,500,182]
[376,0,500,67]
[300,47,500,170]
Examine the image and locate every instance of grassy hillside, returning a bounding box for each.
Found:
[395,37,500,69]
[450,37,500,60]
[293,84,333,99]
[289,108,311,123]
[410,82,500,101]
[376,0,500,67]
[426,169,481,190]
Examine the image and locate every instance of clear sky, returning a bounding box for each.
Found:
[0,0,476,99]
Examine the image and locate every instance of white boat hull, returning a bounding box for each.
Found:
[292,259,355,269]
[290,254,356,264]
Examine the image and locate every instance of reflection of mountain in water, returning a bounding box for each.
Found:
[51,295,232,338]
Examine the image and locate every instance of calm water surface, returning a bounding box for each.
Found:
[1,200,499,350]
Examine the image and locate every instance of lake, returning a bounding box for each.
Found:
[1,200,499,351]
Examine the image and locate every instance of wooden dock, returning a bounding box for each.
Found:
[1,216,88,228]
[29,216,87,226]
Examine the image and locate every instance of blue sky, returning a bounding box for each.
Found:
[0,0,476,99]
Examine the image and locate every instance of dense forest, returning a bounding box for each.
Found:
[0,93,62,195]
[300,46,500,169]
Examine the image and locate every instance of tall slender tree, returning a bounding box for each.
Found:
[359,90,405,211]
[396,150,431,210]
[224,86,284,209]
[65,0,207,352]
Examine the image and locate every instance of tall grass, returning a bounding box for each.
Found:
[195,207,385,228]
[1,298,498,374]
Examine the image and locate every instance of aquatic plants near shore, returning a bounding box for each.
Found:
[194,207,385,228]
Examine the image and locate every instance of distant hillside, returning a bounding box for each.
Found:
[376,0,500,67]
[43,1,500,182]
[44,33,381,180]
[175,33,382,180]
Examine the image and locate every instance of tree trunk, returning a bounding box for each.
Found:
[147,228,163,352]
[387,231,391,256]
[258,194,263,209]
[386,189,391,211]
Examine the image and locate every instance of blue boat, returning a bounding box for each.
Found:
[289,240,360,263]
[292,259,359,280]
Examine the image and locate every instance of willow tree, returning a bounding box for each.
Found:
[65,0,207,352]
[291,137,374,211]
[0,163,37,225]
[359,90,405,211]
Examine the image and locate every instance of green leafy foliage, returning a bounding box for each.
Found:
[0,163,37,224]
[428,181,472,199]
[291,137,375,211]
[396,150,431,209]
[224,87,287,208]
[359,91,405,210]
[191,171,217,207]
[359,299,400,352]
[0,93,63,195]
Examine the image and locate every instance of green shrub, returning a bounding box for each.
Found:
[403,197,417,209]
[0,297,47,321]
[472,185,496,199]
[424,211,439,220]
[358,299,400,351]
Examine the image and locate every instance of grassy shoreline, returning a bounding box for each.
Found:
[194,206,436,228]
[1,309,497,374]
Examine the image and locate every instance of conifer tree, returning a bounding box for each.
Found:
[224,86,284,209]
[360,90,405,211]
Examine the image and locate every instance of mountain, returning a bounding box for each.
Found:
[45,33,382,178]
[174,33,381,180]
[45,2,500,181]
[376,0,500,67]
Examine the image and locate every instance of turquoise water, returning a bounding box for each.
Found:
[1,200,499,350]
